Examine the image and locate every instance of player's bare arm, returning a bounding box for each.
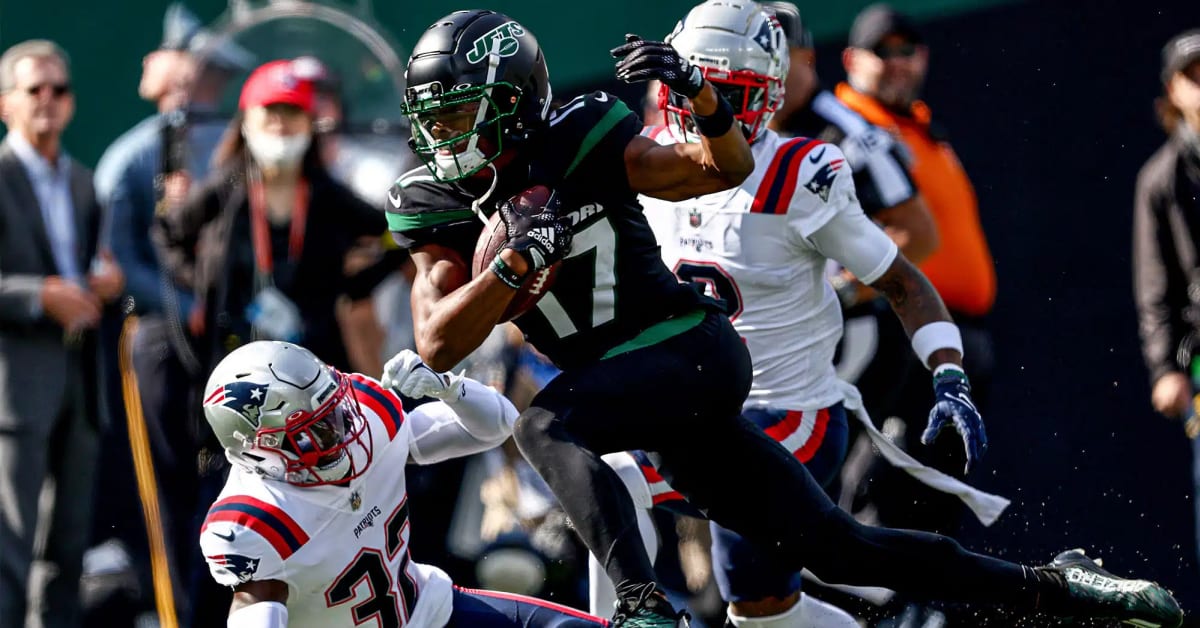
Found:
[610,35,754,201]
[625,82,755,201]
[870,254,988,470]
[837,194,939,305]
[229,579,289,625]
[869,255,960,368]
[409,243,522,372]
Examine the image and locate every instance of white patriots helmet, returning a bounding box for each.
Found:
[663,0,789,143]
[203,341,373,486]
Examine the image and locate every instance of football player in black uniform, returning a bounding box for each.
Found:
[387,10,1183,628]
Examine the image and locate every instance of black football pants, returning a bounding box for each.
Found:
[513,310,1047,609]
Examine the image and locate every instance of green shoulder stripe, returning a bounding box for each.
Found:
[564,99,632,178]
[387,209,476,232]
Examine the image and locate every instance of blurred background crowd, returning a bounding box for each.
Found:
[1,0,1199,626]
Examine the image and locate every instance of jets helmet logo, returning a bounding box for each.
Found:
[466,21,526,64]
[206,381,270,426]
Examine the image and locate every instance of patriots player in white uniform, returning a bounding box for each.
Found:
[591,3,1180,628]
[199,341,608,628]
[597,4,979,626]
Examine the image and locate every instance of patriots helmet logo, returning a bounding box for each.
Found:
[205,381,270,426]
[804,160,842,203]
[207,553,260,583]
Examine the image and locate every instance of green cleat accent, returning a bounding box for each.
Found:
[1038,549,1183,628]
[611,582,690,628]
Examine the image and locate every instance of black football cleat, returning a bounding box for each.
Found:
[1036,549,1183,628]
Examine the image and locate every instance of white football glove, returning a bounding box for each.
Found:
[381,350,466,401]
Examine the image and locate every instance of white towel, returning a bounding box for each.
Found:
[837,380,1010,526]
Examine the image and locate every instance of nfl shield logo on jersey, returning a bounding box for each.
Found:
[688,208,702,228]
[350,490,362,511]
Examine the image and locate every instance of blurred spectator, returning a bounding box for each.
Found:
[1133,29,1200,560]
[153,60,389,626]
[153,59,387,377]
[291,54,409,209]
[89,5,231,626]
[173,8,256,187]
[288,55,405,375]
[0,39,124,627]
[835,0,996,540]
[762,1,936,267]
[1136,29,1200,423]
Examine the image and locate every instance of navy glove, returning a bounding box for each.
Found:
[921,367,987,474]
[499,199,573,273]
[610,35,704,99]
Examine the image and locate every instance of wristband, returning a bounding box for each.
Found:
[489,256,525,290]
[932,363,968,380]
[693,92,735,137]
[911,321,963,368]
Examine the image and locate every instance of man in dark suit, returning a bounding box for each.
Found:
[0,39,124,628]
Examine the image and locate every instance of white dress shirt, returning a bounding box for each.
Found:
[8,130,82,282]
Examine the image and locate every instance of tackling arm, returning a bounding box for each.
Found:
[406,379,519,465]
[381,349,518,463]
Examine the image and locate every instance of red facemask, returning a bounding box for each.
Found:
[256,370,374,486]
[661,66,781,143]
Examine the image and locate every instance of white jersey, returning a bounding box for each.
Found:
[641,128,897,411]
[200,374,453,628]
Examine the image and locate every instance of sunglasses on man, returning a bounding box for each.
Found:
[24,82,71,98]
[872,42,920,60]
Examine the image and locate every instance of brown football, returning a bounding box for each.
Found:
[472,185,562,323]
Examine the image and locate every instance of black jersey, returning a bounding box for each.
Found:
[386,91,716,369]
[780,89,917,216]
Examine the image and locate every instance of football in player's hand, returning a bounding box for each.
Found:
[473,185,561,323]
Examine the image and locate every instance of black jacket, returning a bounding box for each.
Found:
[153,163,387,372]
[1133,128,1200,384]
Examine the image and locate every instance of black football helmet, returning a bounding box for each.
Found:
[402,10,551,181]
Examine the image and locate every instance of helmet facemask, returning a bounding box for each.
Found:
[661,2,789,145]
[404,79,524,182]
[662,66,782,144]
[253,371,373,486]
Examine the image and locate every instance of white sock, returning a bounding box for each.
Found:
[727,592,860,627]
